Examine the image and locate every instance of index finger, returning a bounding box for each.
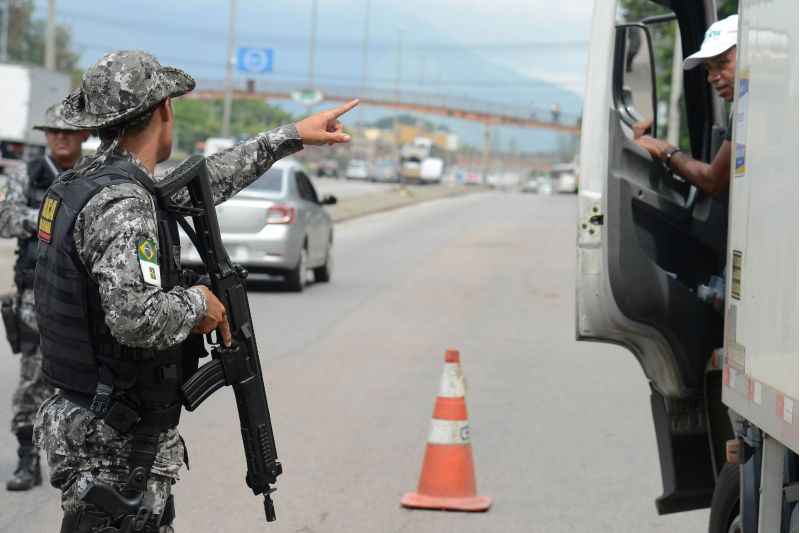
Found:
[329,99,359,119]
[219,318,232,347]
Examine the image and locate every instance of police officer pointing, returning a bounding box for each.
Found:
[33,50,357,532]
[0,104,90,491]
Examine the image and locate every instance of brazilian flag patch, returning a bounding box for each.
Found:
[137,238,161,287]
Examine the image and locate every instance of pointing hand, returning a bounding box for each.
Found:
[295,99,359,146]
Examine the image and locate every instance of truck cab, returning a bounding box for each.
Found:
[576,0,798,531]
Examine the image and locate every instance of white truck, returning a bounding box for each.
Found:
[0,64,70,174]
[419,157,444,183]
[576,1,797,532]
[399,137,433,182]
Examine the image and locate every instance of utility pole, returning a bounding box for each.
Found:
[0,0,10,63]
[221,0,237,138]
[667,23,683,146]
[481,122,492,182]
[359,0,370,126]
[45,0,56,70]
[395,28,404,98]
[307,0,318,115]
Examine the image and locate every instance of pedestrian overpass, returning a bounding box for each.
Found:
[189,80,580,134]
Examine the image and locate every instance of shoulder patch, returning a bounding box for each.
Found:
[137,238,161,287]
[38,195,61,243]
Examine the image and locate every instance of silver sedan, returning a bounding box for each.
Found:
[180,159,337,291]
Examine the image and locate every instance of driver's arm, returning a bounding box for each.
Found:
[635,135,731,197]
[669,140,731,196]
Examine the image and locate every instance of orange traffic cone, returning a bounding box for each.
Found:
[401,349,491,512]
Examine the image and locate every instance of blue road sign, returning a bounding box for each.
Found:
[236,47,274,74]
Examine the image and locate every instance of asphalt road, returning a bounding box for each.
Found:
[0,193,709,532]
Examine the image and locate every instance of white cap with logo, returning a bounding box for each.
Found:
[683,14,738,70]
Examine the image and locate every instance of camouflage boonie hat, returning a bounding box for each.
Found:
[33,103,86,131]
[62,50,195,129]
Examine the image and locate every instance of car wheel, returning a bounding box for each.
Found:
[286,244,308,292]
[313,241,333,283]
[708,463,741,533]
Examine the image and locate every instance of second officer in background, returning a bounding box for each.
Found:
[0,104,89,491]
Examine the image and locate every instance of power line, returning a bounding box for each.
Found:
[57,6,586,52]
[73,40,578,90]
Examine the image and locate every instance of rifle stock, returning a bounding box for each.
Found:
[156,156,282,523]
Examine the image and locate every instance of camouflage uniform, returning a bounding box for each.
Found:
[32,51,302,531]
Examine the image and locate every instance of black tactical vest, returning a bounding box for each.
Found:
[14,157,59,290]
[34,157,203,419]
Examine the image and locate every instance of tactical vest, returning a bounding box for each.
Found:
[14,157,59,291]
[34,157,203,429]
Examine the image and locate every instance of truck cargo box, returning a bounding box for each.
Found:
[0,64,71,146]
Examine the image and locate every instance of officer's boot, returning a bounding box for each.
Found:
[6,427,42,491]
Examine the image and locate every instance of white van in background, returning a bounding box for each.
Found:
[419,157,444,183]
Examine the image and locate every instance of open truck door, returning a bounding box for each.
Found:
[576,0,733,515]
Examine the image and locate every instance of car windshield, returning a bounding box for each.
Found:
[246,168,285,195]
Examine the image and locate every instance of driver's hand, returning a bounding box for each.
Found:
[191,285,232,347]
[295,99,359,146]
[632,118,653,139]
[635,135,671,161]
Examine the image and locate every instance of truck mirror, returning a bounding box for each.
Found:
[613,24,657,137]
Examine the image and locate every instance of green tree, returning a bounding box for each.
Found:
[5,0,80,78]
[172,99,294,154]
[718,0,738,18]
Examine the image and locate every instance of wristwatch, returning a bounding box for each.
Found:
[664,147,681,169]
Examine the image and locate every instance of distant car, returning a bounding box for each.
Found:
[464,171,482,186]
[521,179,540,194]
[537,177,554,195]
[444,167,465,184]
[550,163,579,194]
[419,157,444,183]
[317,159,339,178]
[180,159,337,292]
[345,159,369,180]
[371,159,398,182]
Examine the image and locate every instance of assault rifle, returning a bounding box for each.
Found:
[155,155,282,523]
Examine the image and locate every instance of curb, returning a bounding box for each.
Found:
[328,185,488,224]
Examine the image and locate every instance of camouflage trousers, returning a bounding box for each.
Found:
[10,289,54,434]
[11,341,55,434]
[34,395,185,531]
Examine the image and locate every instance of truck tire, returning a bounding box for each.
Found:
[708,463,741,533]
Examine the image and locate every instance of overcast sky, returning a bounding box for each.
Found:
[399,0,593,93]
[30,0,593,151]
[34,0,593,97]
